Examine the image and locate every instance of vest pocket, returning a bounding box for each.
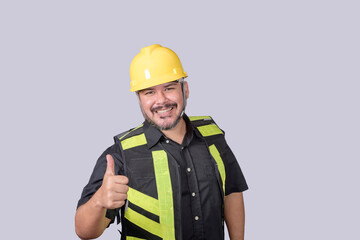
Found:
[127,157,155,178]
[127,157,157,198]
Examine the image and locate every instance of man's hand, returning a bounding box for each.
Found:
[75,155,128,239]
[96,154,129,209]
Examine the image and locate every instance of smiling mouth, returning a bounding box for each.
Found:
[152,103,177,115]
[156,107,174,114]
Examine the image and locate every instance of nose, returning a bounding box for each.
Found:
[155,91,167,104]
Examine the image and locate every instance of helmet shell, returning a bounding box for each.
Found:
[130,44,187,92]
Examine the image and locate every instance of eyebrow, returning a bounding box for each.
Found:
[163,82,178,88]
[140,81,178,92]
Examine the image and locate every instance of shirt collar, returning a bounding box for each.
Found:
[143,114,199,149]
[143,119,164,149]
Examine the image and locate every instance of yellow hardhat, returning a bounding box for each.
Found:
[129,44,187,92]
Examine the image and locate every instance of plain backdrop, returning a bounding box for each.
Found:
[1,1,359,239]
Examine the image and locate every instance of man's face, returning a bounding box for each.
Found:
[138,80,189,130]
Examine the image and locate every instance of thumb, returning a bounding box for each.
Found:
[105,154,115,176]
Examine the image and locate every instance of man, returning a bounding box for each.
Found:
[75,44,248,240]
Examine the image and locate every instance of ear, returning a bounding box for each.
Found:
[184,81,189,99]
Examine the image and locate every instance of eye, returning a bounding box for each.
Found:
[143,90,155,96]
[165,87,175,91]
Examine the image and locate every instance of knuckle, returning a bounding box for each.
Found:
[120,176,129,184]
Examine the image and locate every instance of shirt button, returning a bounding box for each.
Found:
[192,192,196,197]
[166,140,170,143]
[187,168,191,172]
[195,216,199,221]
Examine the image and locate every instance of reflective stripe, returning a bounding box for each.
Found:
[124,150,175,239]
[152,150,175,240]
[197,124,223,137]
[209,144,226,195]
[127,187,160,216]
[125,207,162,238]
[118,124,144,141]
[189,116,211,121]
[126,237,146,240]
[121,133,147,150]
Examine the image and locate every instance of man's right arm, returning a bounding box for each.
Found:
[75,155,129,240]
[75,193,111,239]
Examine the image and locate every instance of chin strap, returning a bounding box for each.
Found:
[179,78,187,117]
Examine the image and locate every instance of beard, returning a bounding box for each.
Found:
[142,103,184,131]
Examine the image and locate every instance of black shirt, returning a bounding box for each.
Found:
[77,115,248,239]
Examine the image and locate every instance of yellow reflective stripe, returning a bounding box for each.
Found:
[197,124,223,137]
[189,116,211,121]
[121,133,147,150]
[127,187,159,216]
[126,237,146,240]
[124,207,162,238]
[209,144,226,195]
[152,150,175,240]
[118,124,144,141]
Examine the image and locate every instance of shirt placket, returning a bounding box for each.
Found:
[182,146,205,240]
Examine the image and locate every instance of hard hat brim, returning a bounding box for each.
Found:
[130,73,187,92]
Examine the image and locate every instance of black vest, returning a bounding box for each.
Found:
[114,116,227,240]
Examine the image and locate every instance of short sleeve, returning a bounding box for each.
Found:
[221,144,248,195]
[76,143,125,225]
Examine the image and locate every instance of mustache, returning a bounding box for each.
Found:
[151,103,177,112]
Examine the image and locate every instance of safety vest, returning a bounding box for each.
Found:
[115,116,226,240]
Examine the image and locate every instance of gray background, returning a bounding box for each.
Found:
[1,0,359,239]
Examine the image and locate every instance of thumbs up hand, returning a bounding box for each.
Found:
[105,154,117,176]
[96,154,129,209]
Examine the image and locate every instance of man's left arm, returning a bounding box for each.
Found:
[224,192,245,240]
[216,132,248,240]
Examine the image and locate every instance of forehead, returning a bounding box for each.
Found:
[140,80,179,91]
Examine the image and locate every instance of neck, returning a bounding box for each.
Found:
[161,117,187,144]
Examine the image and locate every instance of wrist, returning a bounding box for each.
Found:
[91,189,106,210]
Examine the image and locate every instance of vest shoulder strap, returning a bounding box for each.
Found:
[113,124,144,143]
[189,116,224,137]
[190,115,226,196]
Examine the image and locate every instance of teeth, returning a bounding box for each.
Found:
[157,107,172,114]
